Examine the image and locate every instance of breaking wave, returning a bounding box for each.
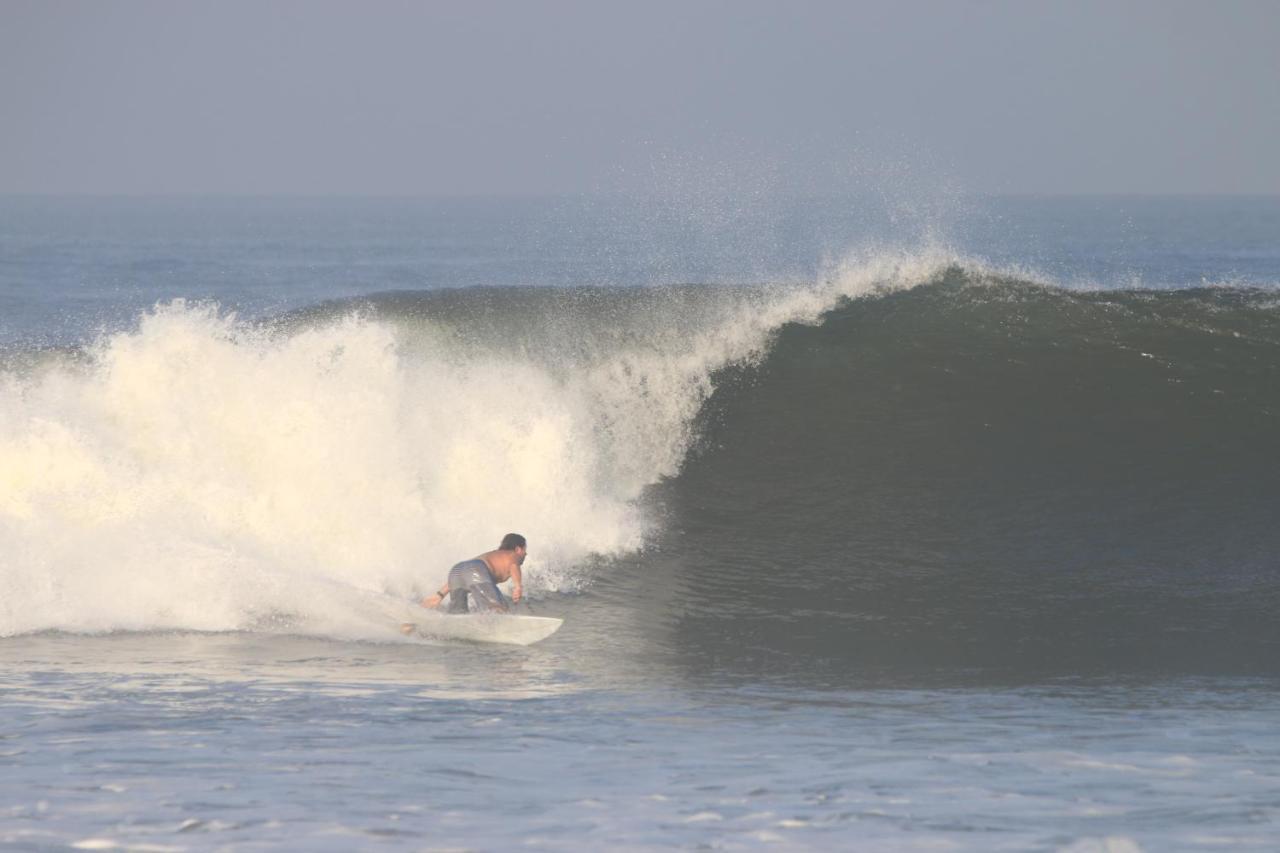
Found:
[2,247,1278,676]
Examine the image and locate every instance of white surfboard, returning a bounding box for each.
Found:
[402,613,563,646]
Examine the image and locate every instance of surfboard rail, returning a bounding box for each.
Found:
[401,613,563,646]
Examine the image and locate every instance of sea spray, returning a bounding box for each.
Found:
[0,251,939,637]
[0,302,636,636]
[0,247,974,638]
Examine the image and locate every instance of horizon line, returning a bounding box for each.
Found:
[3,190,1280,201]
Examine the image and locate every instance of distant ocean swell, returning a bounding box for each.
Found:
[1,251,1278,673]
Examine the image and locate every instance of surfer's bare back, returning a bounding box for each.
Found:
[423,533,527,613]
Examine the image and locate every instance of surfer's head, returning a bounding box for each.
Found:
[500,532,527,564]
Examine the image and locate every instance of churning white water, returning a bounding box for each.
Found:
[0,249,960,639]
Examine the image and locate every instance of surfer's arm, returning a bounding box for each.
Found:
[422,581,450,609]
[510,564,523,604]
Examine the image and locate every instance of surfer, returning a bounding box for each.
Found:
[421,533,526,614]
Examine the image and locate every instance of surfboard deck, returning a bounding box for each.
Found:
[400,613,563,646]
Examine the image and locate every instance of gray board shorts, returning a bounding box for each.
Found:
[446,559,507,614]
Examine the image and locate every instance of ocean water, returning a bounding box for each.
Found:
[1,194,1279,851]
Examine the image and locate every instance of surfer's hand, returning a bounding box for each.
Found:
[423,593,443,609]
[512,586,522,604]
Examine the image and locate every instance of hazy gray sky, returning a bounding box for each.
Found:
[3,0,1278,196]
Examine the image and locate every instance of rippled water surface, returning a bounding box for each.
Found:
[2,635,1278,851]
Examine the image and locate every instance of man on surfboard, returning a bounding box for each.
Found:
[421,533,526,614]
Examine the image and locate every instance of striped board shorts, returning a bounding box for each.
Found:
[445,559,507,613]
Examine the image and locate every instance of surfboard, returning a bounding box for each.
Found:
[401,613,563,646]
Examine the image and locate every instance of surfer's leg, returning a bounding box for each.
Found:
[445,562,473,613]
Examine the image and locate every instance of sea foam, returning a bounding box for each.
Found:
[0,248,958,638]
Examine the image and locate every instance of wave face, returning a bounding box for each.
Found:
[640,272,1280,681]
[2,255,1279,678]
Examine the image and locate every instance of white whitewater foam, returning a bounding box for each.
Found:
[0,248,962,638]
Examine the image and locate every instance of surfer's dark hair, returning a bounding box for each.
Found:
[500,533,526,551]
